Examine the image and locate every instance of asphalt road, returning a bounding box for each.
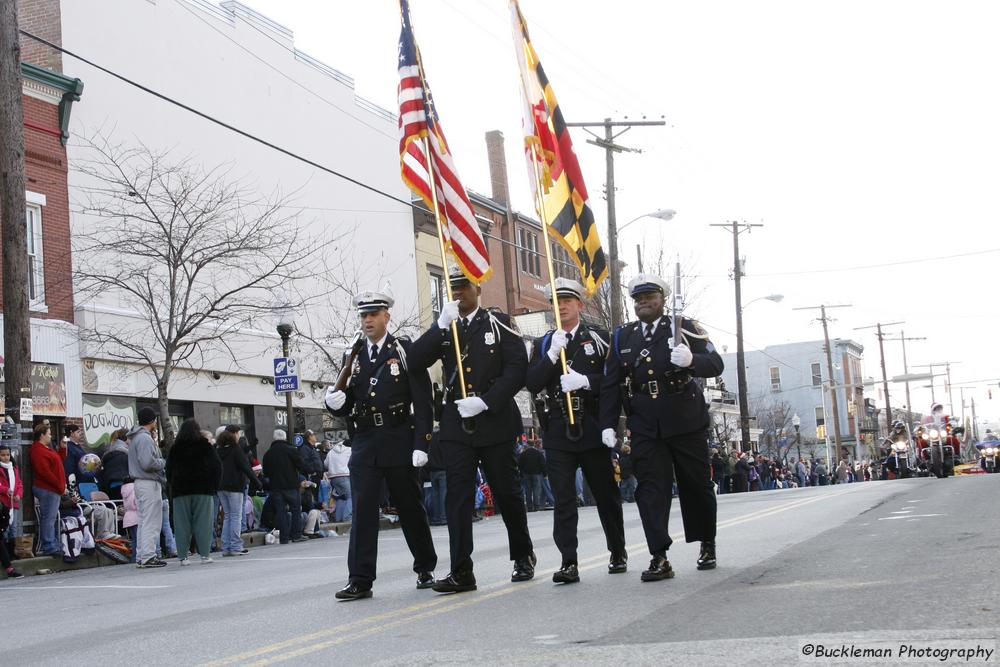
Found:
[3,475,998,666]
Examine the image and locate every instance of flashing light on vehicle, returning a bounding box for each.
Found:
[891,441,908,452]
[921,433,929,441]
[928,429,940,440]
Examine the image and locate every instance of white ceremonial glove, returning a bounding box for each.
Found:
[325,388,346,411]
[437,300,461,330]
[602,428,617,449]
[669,339,693,368]
[547,330,569,363]
[412,450,429,468]
[560,367,590,393]
[456,396,488,418]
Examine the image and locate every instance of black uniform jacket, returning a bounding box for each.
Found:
[408,307,527,447]
[599,315,724,440]
[328,334,433,467]
[526,324,610,452]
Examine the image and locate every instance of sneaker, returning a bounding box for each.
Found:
[179,559,191,566]
[201,556,215,564]
[291,536,309,543]
[5,567,23,579]
[137,557,167,569]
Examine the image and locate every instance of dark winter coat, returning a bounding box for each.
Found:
[518,447,546,476]
[165,434,222,498]
[262,440,306,491]
[100,440,130,492]
[218,442,262,493]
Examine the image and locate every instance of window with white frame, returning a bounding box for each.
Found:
[26,203,44,306]
[811,362,822,386]
[815,406,825,426]
[769,366,781,391]
[428,270,443,321]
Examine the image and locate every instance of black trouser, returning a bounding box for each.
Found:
[272,489,303,544]
[631,430,716,555]
[348,464,436,586]
[440,439,533,573]
[546,447,625,565]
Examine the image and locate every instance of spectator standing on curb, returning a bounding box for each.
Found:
[100,429,130,500]
[262,430,308,544]
[0,443,23,554]
[62,425,95,486]
[127,407,167,568]
[517,442,546,511]
[324,438,352,523]
[217,430,262,556]
[166,419,222,565]
[29,423,66,557]
[710,449,724,495]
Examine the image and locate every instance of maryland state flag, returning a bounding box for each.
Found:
[509,0,607,297]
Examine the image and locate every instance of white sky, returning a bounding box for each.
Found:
[235,0,1000,425]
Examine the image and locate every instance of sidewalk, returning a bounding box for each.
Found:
[7,517,397,578]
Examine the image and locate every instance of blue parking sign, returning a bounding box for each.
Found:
[273,357,299,393]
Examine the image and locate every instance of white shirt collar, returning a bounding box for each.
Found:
[641,320,658,335]
[562,322,581,338]
[460,307,480,325]
[367,332,389,355]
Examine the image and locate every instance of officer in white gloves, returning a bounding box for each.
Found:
[324,291,437,600]
[525,278,626,583]
[407,266,535,593]
[599,274,724,581]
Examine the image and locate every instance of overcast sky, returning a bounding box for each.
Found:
[236,0,1000,426]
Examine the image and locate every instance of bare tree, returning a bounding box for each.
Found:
[72,136,321,445]
[752,395,796,461]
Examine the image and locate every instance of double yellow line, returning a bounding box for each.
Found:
[203,487,857,666]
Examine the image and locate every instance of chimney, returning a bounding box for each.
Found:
[485,130,510,206]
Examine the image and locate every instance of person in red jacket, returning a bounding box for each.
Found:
[29,423,67,557]
[0,442,23,553]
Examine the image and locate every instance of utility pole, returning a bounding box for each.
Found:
[794,304,851,463]
[564,118,665,328]
[0,0,33,431]
[709,221,763,453]
[854,321,903,437]
[913,362,959,415]
[885,331,926,426]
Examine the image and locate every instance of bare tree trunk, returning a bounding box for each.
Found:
[0,0,31,424]
[156,382,172,449]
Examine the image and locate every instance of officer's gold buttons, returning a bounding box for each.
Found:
[648,370,654,375]
[466,367,472,372]
[370,392,376,397]
[370,406,376,411]
[646,357,652,362]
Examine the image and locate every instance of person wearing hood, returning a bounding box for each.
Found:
[127,407,167,568]
[324,439,352,522]
[100,428,131,500]
[217,430,262,556]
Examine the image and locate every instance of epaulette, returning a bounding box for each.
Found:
[681,318,710,340]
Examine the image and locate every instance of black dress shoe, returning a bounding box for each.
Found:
[640,554,675,582]
[511,553,536,582]
[697,541,717,570]
[552,563,580,584]
[608,551,628,574]
[335,582,372,600]
[432,570,477,593]
[416,572,435,589]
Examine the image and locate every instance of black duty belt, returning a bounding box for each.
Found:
[547,395,598,414]
[352,405,410,428]
[633,372,692,397]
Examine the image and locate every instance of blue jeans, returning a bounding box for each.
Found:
[159,498,177,557]
[33,487,62,555]
[523,474,544,509]
[218,491,244,553]
[428,470,446,523]
[271,489,303,543]
[330,477,352,522]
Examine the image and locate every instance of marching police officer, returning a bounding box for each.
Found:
[325,291,437,600]
[408,267,535,593]
[526,278,626,583]
[599,274,724,581]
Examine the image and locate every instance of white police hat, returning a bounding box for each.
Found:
[627,274,670,298]
[448,265,473,288]
[543,277,586,301]
[354,291,394,314]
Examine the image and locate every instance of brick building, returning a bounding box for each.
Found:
[0,61,84,442]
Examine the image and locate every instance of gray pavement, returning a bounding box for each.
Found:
[2,475,998,666]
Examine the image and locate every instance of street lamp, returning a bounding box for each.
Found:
[741,294,784,311]
[792,413,802,462]
[609,208,677,328]
[274,297,297,439]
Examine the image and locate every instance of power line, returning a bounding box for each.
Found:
[753,247,1000,276]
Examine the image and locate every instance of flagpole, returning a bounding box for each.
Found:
[528,146,578,432]
[422,135,470,407]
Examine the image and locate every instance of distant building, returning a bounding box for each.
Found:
[720,339,875,463]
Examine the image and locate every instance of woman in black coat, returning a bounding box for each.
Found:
[165,419,222,564]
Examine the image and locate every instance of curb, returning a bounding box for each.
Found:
[5,517,399,579]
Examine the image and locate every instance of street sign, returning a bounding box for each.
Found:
[273,357,299,393]
[19,398,33,420]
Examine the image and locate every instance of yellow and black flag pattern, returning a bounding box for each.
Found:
[510,0,608,298]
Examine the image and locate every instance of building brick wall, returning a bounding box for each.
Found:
[17,0,62,72]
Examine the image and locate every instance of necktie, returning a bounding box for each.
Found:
[644,323,653,341]
[566,331,573,345]
[370,344,379,362]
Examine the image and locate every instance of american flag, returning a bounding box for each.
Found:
[398,0,491,284]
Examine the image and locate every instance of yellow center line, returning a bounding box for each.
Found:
[202,486,861,666]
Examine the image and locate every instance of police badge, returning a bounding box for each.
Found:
[484,332,495,345]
